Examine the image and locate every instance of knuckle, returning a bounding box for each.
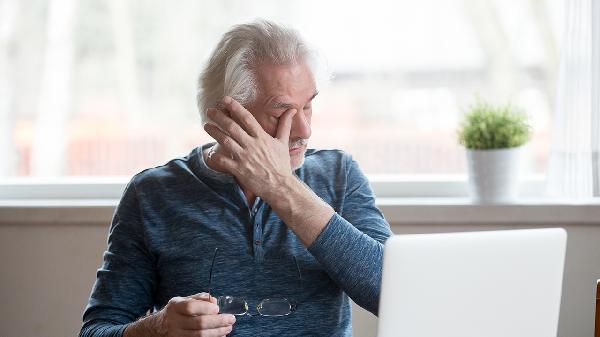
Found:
[168,296,182,304]
[242,115,254,126]
[166,297,181,312]
[225,123,238,135]
[197,315,210,328]
[182,301,195,314]
[214,156,225,165]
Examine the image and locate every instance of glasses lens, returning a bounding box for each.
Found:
[217,296,248,315]
[257,298,292,316]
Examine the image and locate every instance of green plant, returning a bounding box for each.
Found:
[458,99,531,150]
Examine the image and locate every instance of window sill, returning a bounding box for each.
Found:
[377,198,600,224]
[1,198,599,225]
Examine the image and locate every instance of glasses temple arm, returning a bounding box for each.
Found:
[208,247,219,300]
[293,256,302,311]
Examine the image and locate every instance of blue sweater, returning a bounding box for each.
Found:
[79,144,392,337]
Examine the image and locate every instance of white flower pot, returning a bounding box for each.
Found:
[466,147,523,203]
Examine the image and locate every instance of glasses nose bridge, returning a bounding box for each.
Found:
[245,303,260,316]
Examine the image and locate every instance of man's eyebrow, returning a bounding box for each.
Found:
[272,101,295,109]
[271,91,319,109]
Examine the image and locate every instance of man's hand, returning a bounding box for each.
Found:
[203,96,297,203]
[203,96,334,247]
[124,293,235,337]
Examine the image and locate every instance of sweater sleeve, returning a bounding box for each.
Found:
[307,155,392,316]
[79,179,157,337]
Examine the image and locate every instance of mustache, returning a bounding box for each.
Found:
[289,139,308,149]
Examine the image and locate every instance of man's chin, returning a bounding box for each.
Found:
[290,152,306,171]
[291,159,304,171]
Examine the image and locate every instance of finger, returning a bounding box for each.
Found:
[206,107,252,145]
[204,123,243,158]
[208,151,238,173]
[222,96,262,137]
[171,297,220,316]
[180,313,236,330]
[188,293,210,301]
[173,326,232,337]
[276,109,297,142]
[188,293,218,304]
[197,325,234,337]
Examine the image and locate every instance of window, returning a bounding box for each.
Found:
[0,0,563,178]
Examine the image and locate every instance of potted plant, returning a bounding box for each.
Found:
[458,99,531,203]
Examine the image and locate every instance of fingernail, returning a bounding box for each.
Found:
[228,315,236,324]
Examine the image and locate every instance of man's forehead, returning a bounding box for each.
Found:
[253,61,317,107]
[255,62,315,87]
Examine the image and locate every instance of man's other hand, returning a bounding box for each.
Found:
[124,292,235,337]
[160,293,235,337]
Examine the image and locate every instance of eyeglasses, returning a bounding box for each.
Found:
[207,248,302,317]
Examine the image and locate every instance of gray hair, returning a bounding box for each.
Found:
[197,19,319,121]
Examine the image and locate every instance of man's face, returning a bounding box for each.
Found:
[246,61,317,170]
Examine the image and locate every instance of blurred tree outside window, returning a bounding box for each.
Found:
[0,0,564,177]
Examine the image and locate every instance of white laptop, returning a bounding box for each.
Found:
[377,228,567,337]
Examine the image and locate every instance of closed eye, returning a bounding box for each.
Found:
[269,111,284,121]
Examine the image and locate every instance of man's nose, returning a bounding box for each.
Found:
[290,110,311,140]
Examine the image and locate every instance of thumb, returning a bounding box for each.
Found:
[276,109,297,142]
[188,292,212,301]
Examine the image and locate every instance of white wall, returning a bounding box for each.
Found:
[0,220,598,337]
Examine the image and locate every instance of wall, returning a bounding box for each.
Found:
[0,219,599,337]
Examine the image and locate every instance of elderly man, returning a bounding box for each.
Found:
[79,20,391,337]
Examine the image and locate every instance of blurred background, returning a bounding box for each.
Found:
[0,0,564,177]
[5,3,600,337]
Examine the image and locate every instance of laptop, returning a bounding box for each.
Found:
[377,228,567,337]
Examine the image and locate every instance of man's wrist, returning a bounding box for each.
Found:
[264,173,303,208]
[123,310,166,337]
[263,171,335,245]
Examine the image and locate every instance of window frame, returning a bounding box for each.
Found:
[2,176,600,226]
[0,174,546,201]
